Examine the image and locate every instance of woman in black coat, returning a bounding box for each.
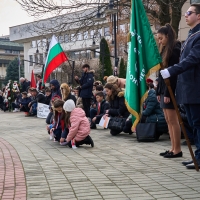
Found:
[156,24,182,158]
[104,83,130,136]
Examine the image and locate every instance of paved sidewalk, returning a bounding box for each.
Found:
[0,111,200,200]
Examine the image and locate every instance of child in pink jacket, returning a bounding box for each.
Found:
[61,99,94,148]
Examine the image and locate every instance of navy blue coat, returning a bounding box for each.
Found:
[168,23,200,104]
[78,71,94,98]
[50,79,61,99]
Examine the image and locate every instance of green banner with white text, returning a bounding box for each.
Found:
[125,0,162,129]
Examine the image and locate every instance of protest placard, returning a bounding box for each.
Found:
[37,103,49,118]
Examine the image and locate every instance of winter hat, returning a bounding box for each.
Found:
[63,99,75,112]
[107,75,118,84]
[146,78,153,83]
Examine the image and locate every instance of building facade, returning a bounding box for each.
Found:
[9,1,191,81]
[0,36,24,87]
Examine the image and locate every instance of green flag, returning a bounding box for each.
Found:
[125,0,162,129]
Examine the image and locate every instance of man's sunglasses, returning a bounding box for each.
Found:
[185,11,198,16]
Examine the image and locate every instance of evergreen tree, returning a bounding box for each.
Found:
[4,58,24,84]
[99,38,112,81]
[119,58,127,78]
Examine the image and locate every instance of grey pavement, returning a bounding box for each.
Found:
[1,111,200,200]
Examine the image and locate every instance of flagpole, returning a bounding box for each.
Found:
[160,63,199,171]
[18,52,20,81]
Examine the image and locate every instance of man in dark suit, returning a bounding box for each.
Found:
[161,4,200,169]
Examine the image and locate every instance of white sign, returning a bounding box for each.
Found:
[37,103,50,118]
[99,116,110,128]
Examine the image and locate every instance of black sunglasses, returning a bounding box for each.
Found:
[185,11,198,16]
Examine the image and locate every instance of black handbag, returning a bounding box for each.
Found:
[136,122,156,142]
[108,117,126,131]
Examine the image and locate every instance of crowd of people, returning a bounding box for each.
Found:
[1,4,200,169]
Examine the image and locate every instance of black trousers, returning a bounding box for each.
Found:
[82,98,91,118]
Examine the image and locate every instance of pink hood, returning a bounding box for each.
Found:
[67,108,90,142]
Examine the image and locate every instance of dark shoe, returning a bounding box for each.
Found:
[181,140,195,145]
[164,151,183,158]
[186,163,200,169]
[88,135,94,147]
[182,160,193,166]
[90,124,97,129]
[160,150,170,156]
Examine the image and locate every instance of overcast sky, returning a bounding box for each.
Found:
[0,0,33,36]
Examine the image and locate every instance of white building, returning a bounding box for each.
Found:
[9,1,191,81]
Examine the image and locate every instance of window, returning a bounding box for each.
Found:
[71,34,76,42]
[29,55,33,66]
[64,34,70,43]
[5,49,12,53]
[34,54,38,64]
[31,41,36,48]
[0,63,2,67]
[120,24,125,32]
[104,27,110,36]
[39,54,43,64]
[58,35,64,43]
[12,50,20,54]
[83,31,88,40]
[90,30,94,38]
[77,33,82,41]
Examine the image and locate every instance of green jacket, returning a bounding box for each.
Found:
[142,89,168,134]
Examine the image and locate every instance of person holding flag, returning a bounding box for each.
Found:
[160,3,200,169]
[156,24,182,158]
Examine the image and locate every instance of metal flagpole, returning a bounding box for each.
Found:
[18,52,21,81]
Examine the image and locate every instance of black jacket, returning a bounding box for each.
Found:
[77,71,94,98]
[156,42,181,97]
[143,89,168,134]
[0,96,4,104]
[95,100,110,122]
[30,92,46,106]
[108,95,130,119]
[64,93,77,105]
[21,80,30,92]
[168,23,200,104]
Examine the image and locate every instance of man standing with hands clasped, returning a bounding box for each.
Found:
[160,3,200,169]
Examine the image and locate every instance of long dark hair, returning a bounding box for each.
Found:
[53,99,65,121]
[104,83,121,102]
[157,23,176,68]
[65,112,71,127]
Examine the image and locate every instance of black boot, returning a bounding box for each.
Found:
[90,123,97,129]
[84,135,94,147]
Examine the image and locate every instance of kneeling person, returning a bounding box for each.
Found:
[61,99,94,148]
[90,91,110,129]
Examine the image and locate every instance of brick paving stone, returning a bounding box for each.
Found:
[1,112,200,200]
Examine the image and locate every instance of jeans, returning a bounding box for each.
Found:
[90,108,97,120]
[12,103,20,110]
[31,103,37,115]
[184,104,200,163]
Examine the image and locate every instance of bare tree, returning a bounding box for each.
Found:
[143,0,188,36]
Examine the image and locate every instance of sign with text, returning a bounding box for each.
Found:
[37,103,49,118]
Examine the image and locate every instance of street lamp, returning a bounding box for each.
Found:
[93,0,119,76]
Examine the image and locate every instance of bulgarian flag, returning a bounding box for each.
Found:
[125,0,162,129]
[42,35,68,84]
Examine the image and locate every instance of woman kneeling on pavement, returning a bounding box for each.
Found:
[104,83,131,136]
